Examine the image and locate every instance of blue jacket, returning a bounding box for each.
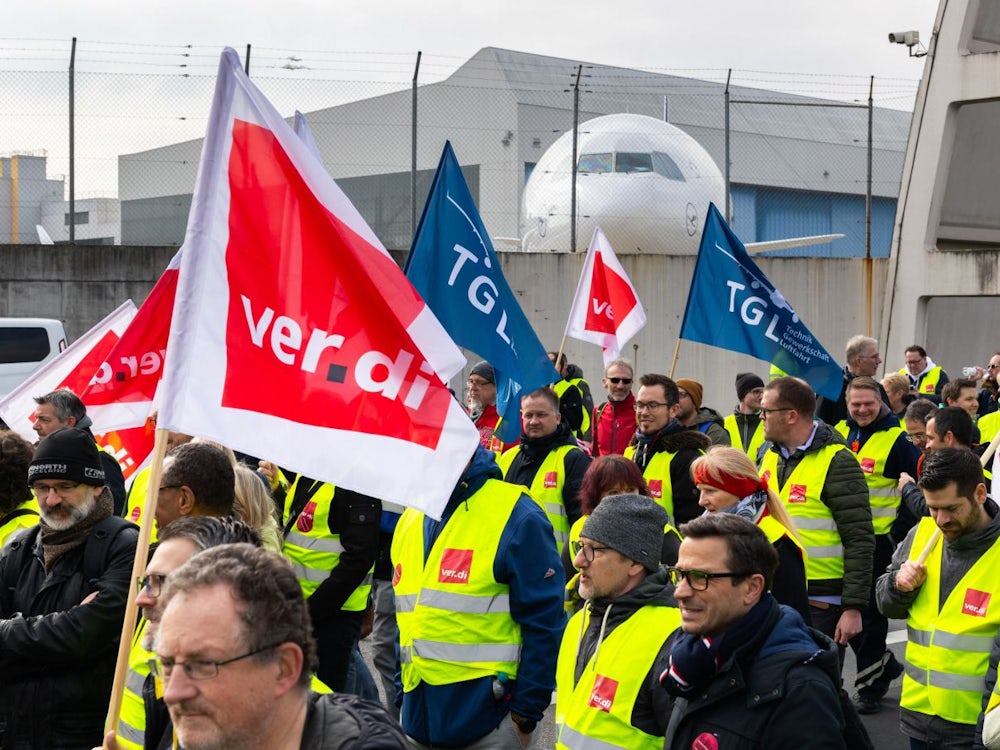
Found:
[399,445,566,747]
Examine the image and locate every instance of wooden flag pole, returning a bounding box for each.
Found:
[914,427,1000,566]
[105,427,169,736]
[668,338,682,380]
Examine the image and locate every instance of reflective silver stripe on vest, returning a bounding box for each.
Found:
[125,668,146,696]
[903,660,926,685]
[284,531,345,554]
[870,503,899,516]
[928,669,985,693]
[417,589,511,615]
[545,502,566,518]
[558,724,630,750]
[289,562,329,584]
[117,718,145,744]
[411,639,521,664]
[869,487,900,500]
[908,626,932,647]
[793,517,839,532]
[803,544,843,559]
[931,630,994,652]
[396,594,417,613]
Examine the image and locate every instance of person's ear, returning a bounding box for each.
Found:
[273,642,304,695]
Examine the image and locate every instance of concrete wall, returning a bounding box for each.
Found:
[0,244,889,411]
[0,245,176,340]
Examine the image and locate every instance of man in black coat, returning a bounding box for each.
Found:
[0,428,138,748]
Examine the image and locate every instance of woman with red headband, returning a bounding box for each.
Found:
[691,446,811,623]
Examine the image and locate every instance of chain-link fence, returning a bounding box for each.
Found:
[0,39,920,253]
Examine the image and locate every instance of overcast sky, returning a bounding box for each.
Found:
[2,1,940,197]
[7,1,938,85]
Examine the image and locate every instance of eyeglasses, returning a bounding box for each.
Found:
[858,353,882,360]
[31,481,82,497]
[677,391,691,400]
[759,407,794,419]
[988,363,1000,370]
[136,573,168,598]
[633,401,669,412]
[667,567,748,591]
[570,540,613,563]
[905,432,927,444]
[607,377,632,385]
[466,378,492,388]
[158,485,181,493]
[149,643,282,682]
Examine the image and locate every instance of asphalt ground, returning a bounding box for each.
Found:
[360,618,913,749]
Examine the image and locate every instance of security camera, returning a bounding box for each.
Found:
[889,30,920,46]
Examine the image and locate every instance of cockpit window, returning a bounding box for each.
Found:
[651,152,685,181]
[615,152,653,174]
[577,153,613,174]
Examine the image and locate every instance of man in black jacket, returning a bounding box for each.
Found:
[0,428,138,748]
[661,513,848,749]
[151,544,406,750]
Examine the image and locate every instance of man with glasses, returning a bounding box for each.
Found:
[674,378,731,447]
[899,344,950,405]
[148,544,406,750]
[660,513,848,749]
[591,359,637,457]
[498,387,591,554]
[625,374,709,527]
[0,428,138,748]
[758,377,874,667]
[723,372,766,458]
[817,334,892,426]
[466,361,515,454]
[555,494,678,748]
[154,441,236,532]
[110,517,262,750]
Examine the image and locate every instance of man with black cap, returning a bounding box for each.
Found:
[33,388,128,516]
[724,372,765,459]
[555,493,680,748]
[0,427,138,748]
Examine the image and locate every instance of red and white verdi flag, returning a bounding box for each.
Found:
[565,226,646,364]
[0,300,136,440]
[81,250,181,434]
[157,49,477,518]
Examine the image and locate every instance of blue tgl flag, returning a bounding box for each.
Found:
[405,141,558,442]
[679,204,843,401]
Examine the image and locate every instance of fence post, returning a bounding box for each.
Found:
[411,51,421,245]
[69,37,76,243]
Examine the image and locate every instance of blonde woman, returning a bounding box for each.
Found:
[233,464,283,551]
[691,446,810,623]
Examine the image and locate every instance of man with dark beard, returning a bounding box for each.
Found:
[0,427,138,748]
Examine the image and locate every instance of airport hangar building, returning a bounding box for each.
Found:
[117,46,911,258]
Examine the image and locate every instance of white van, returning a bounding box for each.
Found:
[0,318,68,397]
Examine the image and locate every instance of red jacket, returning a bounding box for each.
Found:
[474,403,518,453]
[592,393,637,457]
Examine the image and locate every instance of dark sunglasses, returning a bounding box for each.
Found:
[607,377,632,385]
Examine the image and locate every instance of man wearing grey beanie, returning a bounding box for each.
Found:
[554,493,679,747]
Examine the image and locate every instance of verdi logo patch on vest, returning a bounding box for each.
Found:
[544,471,559,488]
[923,383,934,393]
[789,484,807,503]
[297,500,318,533]
[439,548,473,583]
[587,674,619,712]
[647,479,663,499]
[963,588,991,618]
[860,458,875,474]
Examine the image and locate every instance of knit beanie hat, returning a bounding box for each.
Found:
[28,428,106,486]
[735,372,765,401]
[581,493,668,572]
[675,378,704,410]
[469,361,495,384]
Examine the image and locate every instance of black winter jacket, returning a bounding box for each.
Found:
[663,599,847,750]
[630,422,711,527]
[0,515,138,749]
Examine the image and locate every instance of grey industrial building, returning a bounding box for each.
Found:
[116,47,911,256]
